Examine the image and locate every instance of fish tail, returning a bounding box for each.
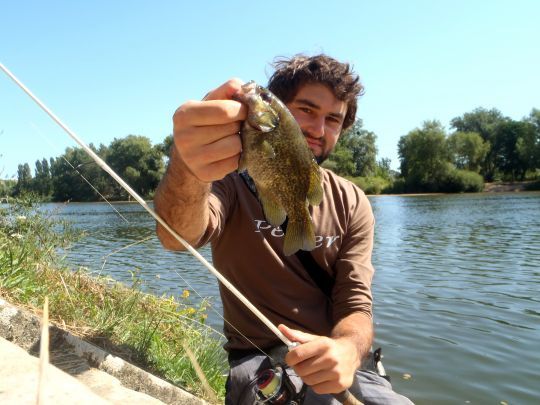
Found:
[283,210,316,256]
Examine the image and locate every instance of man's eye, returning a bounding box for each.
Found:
[327,116,343,126]
[300,107,312,114]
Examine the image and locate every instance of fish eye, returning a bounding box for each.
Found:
[260,91,272,103]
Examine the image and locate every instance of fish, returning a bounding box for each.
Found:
[233,81,323,256]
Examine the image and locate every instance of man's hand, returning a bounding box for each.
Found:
[154,79,247,250]
[279,324,361,395]
[172,78,247,182]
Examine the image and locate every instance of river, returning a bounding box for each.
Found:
[48,192,540,404]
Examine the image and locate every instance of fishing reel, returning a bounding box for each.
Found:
[254,364,306,404]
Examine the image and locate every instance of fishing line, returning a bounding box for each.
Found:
[99,235,154,273]
[0,62,282,356]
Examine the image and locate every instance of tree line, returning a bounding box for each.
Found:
[9,135,167,201]
[325,107,539,193]
[3,107,539,200]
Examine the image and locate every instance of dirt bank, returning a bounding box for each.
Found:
[483,181,534,192]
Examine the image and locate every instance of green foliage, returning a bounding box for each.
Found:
[322,147,355,175]
[346,176,391,195]
[493,120,537,180]
[375,158,394,180]
[440,168,485,192]
[51,146,107,201]
[0,179,16,197]
[398,120,452,191]
[447,131,489,172]
[12,135,168,202]
[450,108,508,181]
[14,163,32,195]
[157,134,174,159]
[328,120,378,177]
[383,178,406,194]
[106,135,165,199]
[0,196,79,298]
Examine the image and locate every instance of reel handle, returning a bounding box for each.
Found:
[333,389,364,405]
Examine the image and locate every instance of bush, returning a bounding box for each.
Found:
[441,169,484,192]
[525,180,540,191]
[381,178,406,194]
[346,176,391,195]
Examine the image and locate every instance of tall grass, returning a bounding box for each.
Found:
[0,197,227,402]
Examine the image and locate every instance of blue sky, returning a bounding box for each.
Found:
[1,0,539,179]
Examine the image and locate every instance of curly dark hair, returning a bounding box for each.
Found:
[267,54,364,130]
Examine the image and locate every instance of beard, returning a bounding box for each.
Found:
[303,130,331,165]
[315,153,330,165]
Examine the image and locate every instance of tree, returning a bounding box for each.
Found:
[447,131,489,172]
[520,109,540,174]
[328,120,378,177]
[14,163,32,195]
[493,120,537,180]
[106,135,165,199]
[398,120,451,191]
[375,157,394,180]
[32,158,53,196]
[0,179,16,197]
[450,108,508,180]
[157,134,174,158]
[51,146,105,201]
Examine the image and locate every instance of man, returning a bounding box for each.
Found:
[154,54,412,404]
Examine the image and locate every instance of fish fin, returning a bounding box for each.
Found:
[259,189,286,226]
[262,140,276,159]
[238,152,248,172]
[283,209,316,256]
[307,161,323,206]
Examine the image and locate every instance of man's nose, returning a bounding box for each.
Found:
[305,116,325,138]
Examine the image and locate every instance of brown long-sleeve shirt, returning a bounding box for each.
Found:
[196,168,375,351]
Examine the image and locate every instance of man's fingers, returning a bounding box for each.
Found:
[279,324,316,345]
[300,368,338,387]
[192,133,242,166]
[195,155,241,183]
[177,122,242,148]
[204,78,245,101]
[175,99,247,127]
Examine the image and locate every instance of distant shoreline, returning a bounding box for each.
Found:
[368,181,538,197]
[2,181,538,204]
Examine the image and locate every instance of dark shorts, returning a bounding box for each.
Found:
[225,350,414,405]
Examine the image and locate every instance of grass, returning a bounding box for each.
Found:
[0,196,227,402]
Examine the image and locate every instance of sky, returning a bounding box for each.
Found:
[1,0,539,179]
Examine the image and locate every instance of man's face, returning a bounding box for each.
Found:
[286,83,347,163]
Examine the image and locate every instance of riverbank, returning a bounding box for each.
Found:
[483,180,537,192]
[0,199,226,403]
[0,265,225,403]
[0,297,203,404]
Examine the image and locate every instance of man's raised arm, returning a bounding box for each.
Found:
[154,79,247,250]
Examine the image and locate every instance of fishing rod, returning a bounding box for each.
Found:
[0,62,363,405]
[0,61,291,348]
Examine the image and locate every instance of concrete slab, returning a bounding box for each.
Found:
[0,336,110,404]
[0,297,207,405]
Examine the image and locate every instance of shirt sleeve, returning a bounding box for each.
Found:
[331,186,375,322]
[194,175,237,247]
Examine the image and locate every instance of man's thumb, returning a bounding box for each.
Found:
[278,324,315,344]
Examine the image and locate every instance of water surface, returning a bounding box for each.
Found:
[48,192,540,404]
